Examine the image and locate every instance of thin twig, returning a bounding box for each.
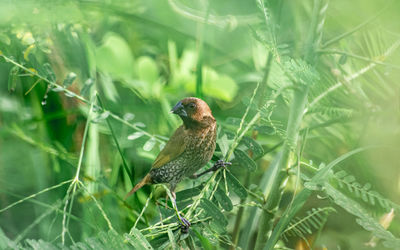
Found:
[321,3,390,48]
[307,39,400,112]
[0,180,72,213]
[79,181,115,231]
[318,49,400,69]
[61,93,96,245]
[133,191,153,228]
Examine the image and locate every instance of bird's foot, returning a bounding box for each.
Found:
[211,160,232,171]
[179,215,191,234]
[190,160,232,179]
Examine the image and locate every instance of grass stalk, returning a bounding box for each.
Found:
[254,88,309,250]
[96,95,134,183]
[317,49,400,69]
[254,0,324,248]
[195,3,209,99]
[79,181,115,231]
[231,53,273,247]
[61,93,96,245]
[133,191,153,228]
[0,180,72,213]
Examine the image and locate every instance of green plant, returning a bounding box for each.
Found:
[1,0,400,249]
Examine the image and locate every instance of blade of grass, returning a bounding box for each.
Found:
[96,94,134,183]
[254,0,325,248]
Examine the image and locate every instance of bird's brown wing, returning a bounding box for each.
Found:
[151,125,187,169]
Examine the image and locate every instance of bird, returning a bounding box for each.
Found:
[125,97,230,231]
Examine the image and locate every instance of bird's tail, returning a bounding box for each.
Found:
[124,174,152,200]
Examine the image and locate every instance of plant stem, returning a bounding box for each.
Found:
[254,87,309,250]
[195,3,209,99]
[61,94,95,245]
[255,0,327,246]
[97,95,134,183]
[231,53,273,248]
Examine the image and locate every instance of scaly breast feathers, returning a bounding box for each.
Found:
[150,126,216,186]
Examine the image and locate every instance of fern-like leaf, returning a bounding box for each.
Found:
[282,207,335,242]
[324,184,400,248]
[333,170,400,212]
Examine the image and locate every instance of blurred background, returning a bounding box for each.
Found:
[0,0,400,249]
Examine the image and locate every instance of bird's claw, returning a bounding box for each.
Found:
[179,216,191,234]
[212,160,232,171]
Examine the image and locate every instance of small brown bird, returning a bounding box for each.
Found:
[125,97,229,230]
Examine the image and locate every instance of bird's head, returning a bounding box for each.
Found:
[171,97,215,128]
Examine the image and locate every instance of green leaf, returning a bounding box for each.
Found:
[283,207,335,239]
[254,125,276,135]
[324,184,400,248]
[168,40,178,75]
[200,198,228,227]
[240,136,264,158]
[92,111,110,123]
[0,33,10,45]
[137,56,159,84]
[217,133,232,158]
[339,54,347,64]
[96,33,134,80]
[167,229,177,250]
[63,72,77,87]
[176,186,201,200]
[203,67,238,102]
[0,228,16,249]
[127,228,153,249]
[99,231,129,249]
[193,229,214,250]
[143,137,156,151]
[127,131,144,141]
[7,65,19,92]
[226,171,248,199]
[233,149,257,171]
[214,185,233,211]
[184,66,238,102]
[158,205,174,219]
[99,73,119,102]
[283,59,319,86]
[225,117,242,126]
[26,239,56,249]
[184,235,196,250]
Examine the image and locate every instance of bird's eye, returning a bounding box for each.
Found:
[188,103,196,109]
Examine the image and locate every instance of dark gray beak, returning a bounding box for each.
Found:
[170,101,187,117]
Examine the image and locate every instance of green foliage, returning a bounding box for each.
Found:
[96,33,135,81]
[333,170,400,211]
[282,207,335,242]
[1,0,400,249]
